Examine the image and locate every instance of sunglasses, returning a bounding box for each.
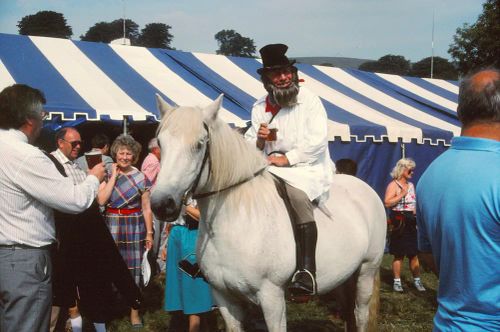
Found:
[408,169,414,174]
[61,138,83,148]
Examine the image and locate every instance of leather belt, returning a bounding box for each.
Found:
[106,207,141,215]
[0,243,53,250]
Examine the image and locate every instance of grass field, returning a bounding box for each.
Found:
[76,254,438,331]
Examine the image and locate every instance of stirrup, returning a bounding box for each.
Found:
[289,269,317,296]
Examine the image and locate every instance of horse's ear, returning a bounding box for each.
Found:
[155,93,175,118]
[203,94,223,123]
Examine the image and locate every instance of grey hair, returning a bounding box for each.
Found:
[458,68,500,128]
[111,134,142,164]
[148,137,159,151]
[0,84,46,130]
[390,158,416,180]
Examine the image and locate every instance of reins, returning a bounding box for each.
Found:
[193,167,266,200]
[183,122,266,202]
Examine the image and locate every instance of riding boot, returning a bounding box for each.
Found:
[289,222,318,296]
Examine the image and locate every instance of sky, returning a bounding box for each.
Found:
[0,0,486,62]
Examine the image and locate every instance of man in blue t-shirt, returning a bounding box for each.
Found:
[417,69,500,331]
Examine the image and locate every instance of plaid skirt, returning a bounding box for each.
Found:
[106,212,146,287]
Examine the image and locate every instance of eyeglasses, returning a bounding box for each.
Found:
[60,138,83,148]
[40,110,49,121]
[408,169,414,174]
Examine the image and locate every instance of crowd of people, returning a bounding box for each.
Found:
[0,42,498,332]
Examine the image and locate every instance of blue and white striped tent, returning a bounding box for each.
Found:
[0,33,460,196]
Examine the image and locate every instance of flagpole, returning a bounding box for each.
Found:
[430,9,435,79]
[122,0,126,44]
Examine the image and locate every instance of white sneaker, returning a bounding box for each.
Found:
[414,279,426,292]
[393,282,403,292]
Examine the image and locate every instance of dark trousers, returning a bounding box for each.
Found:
[0,247,52,332]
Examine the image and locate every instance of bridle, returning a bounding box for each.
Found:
[182,122,266,203]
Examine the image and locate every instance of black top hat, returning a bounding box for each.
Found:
[257,43,296,74]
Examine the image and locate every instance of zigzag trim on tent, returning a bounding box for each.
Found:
[332,135,451,147]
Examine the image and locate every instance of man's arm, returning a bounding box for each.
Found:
[141,156,160,184]
[418,252,438,276]
[244,101,268,151]
[285,95,328,166]
[416,198,439,276]
[14,152,101,213]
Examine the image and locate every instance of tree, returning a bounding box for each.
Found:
[409,57,458,80]
[448,0,500,75]
[81,19,139,44]
[137,23,174,49]
[214,29,256,57]
[17,11,72,39]
[359,55,411,75]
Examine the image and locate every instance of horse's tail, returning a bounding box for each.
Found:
[367,270,380,332]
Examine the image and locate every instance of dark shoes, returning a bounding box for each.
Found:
[289,269,316,296]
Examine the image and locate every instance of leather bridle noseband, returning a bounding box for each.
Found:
[182,122,266,203]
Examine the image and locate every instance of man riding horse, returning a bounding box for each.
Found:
[245,44,334,296]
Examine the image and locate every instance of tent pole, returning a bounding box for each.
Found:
[123,116,128,135]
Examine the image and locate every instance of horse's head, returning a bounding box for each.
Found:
[151,94,223,222]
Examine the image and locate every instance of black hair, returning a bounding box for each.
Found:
[335,158,358,176]
[91,134,110,149]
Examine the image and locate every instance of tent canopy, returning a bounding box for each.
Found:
[0,33,459,145]
[0,33,461,196]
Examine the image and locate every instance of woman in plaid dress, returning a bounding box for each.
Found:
[97,134,154,328]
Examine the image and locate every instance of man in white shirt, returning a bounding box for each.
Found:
[245,44,333,296]
[49,127,87,332]
[0,84,106,332]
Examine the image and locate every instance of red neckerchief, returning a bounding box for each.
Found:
[265,96,281,117]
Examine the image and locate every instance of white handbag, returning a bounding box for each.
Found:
[141,249,151,287]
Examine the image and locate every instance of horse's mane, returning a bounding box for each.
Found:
[157,104,283,228]
[156,105,203,145]
[157,105,267,192]
[208,118,267,191]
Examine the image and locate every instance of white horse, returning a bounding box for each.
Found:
[151,95,387,332]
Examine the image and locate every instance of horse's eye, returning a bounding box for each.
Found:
[196,140,204,150]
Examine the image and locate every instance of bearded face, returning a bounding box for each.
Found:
[262,67,300,108]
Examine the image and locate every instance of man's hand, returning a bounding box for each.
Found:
[257,123,271,140]
[256,123,270,150]
[88,162,106,182]
[268,154,290,167]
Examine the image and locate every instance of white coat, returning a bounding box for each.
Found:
[245,87,335,201]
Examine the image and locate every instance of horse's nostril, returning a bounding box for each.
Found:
[152,195,181,222]
[165,198,176,212]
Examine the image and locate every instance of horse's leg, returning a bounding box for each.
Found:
[212,289,246,332]
[354,263,379,332]
[331,270,358,332]
[257,283,287,332]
